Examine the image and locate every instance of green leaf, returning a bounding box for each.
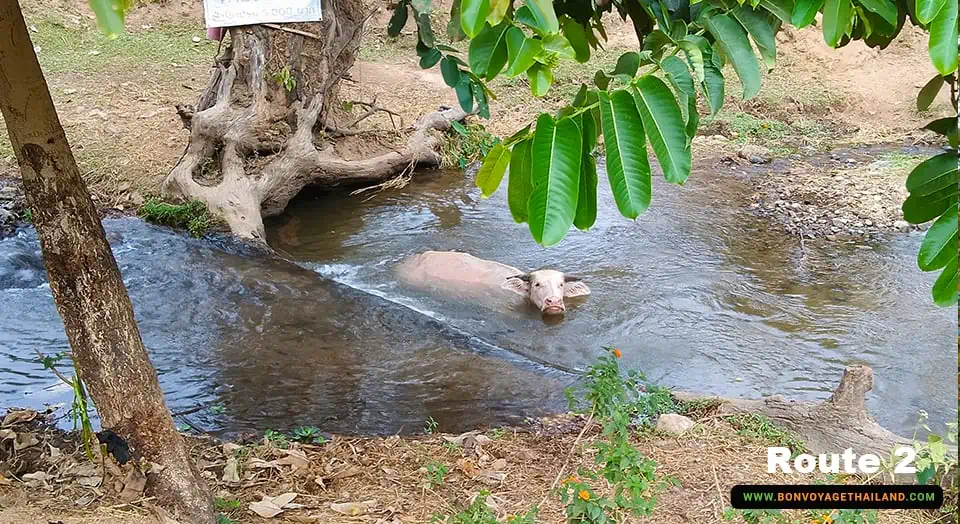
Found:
[419,47,442,68]
[633,77,692,185]
[915,464,937,485]
[902,153,959,223]
[599,90,652,219]
[508,139,534,223]
[476,143,512,196]
[440,57,462,87]
[702,12,762,99]
[527,63,553,96]
[643,30,675,59]
[469,22,510,80]
[759,0,796,23]
[487,0,510,25]
[916,0,947,24]
[702,60,725,114]
[732,6,778,70]
[461,0,490,38]
[473,81,491,118]
[388,4,409,37]
[822,0,853,47]
[931,256,958,305]
[613,52,641,77]
[857,0,899,25]
[504,30,543,77]
[528,114,582,246]
[791,0,825,27]
[418,14,437,47]
[927,0,959,75]
[448,0,467,41]
[923,117,959,147]
[660,55,697,138]
[514,6,544,34]
[524,0,561,34]
[679,38,706,82]
[543,33,577,60]
[562,17,591,63]
[917,74,945,110]
[918,205,958,270]
[455,80,475,112]
[90,0,130,38]
[594,70,611,90]
[574,115,598,230]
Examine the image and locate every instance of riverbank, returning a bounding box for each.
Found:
[1,400,953,524]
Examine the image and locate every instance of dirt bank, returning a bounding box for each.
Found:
[1,402,951,524]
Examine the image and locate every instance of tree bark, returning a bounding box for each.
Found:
[0,3,214,522]
[163,1,467,241]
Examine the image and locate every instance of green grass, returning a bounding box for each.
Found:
[215,498,242,511]
[30,21,216,76]
[724,413,805,457]
[138,199,212,237]
[441,122,499,168]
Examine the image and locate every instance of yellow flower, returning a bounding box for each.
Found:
[566,475,579,484]
[578,490,590,501]
[612,348,622,358]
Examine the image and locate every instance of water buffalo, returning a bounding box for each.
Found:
[395,251,590,315]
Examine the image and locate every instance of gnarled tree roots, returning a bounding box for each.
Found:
[163,16,466,241]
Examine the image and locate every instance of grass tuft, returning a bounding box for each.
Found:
[138,198,212,237]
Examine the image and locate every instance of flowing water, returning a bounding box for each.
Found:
[0,148,955,437]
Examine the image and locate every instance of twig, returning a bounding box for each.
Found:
[35,350,73,386]
[104,497,158,510]
[711,463,725,517]
[538,411,595,508]
[261,23,322,40]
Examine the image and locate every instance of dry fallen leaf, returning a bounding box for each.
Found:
[276,449,310,471]
[13,431,39,451]
[456,459,477,478]
[222,457,240,483]
[2,409,37,427]
[330,499,377,516]
[249,493,301,518]
[119,468,147,503]
[329,466,362,480]
[222,443,242,456]
[475,471,506,486]
[491,458,507,471]
[0,474,10,486]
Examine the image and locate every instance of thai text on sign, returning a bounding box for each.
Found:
[203,0,322,27]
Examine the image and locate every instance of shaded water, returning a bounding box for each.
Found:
[0,149,955,437]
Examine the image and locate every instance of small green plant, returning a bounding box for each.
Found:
[215,497,242,511]
[425,460,449,487]
[487,428,506,440]
[264,428,289,448]
[138,199,212,237]
[907,412,958,517]
[441,122,499,169]
[209,404,226,415]
[442,440,461,454]
[291,425,327,444]
[37,351,97,460]
[556,347,668,522]
[21,208,32,223]
[272,67,296,92]
[431,490,538,523]
[724,413,805,458]
[216,514,237,524]
[722,507,877,524]
[424,416,439,435]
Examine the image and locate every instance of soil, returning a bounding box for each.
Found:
[1,407,950,524]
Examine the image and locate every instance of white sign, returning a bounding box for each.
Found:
[203,0,322,27]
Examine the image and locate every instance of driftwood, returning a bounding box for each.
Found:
[675,365,956,461]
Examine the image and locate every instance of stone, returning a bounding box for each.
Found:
[656,414,695,435]
[737,144,773,164]
[893,220,910,232]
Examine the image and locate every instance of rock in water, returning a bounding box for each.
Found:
[656,414,696,435]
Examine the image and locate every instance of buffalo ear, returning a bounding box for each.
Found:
[502,275,530,295]
[563,280,590,297]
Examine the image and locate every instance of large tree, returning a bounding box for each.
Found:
[0,1,214,522]
[162,0,468,240]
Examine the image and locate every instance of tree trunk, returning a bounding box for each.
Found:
[163,0,466,241]
[674,365,957,477]
[0,3,214,522]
